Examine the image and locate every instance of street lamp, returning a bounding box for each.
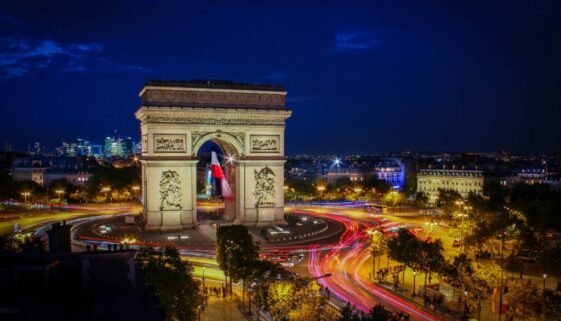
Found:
[412,271,417,297]
[21,191,31,203]
[543,274,547,292]
[101,186,111,203]
[202,266,206,289]
[132,185,140,200]
[55,189,64,200]
[464,290,469,318]
[317,185,325,200]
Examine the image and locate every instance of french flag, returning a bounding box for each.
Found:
[211,151,234,202]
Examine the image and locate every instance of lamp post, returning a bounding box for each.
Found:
[132,185,140,201]
[317,185,325,201]
[464,290,468,318]
[21,191,31,203]
[101,186,111,203]
[202,266,206,289]
[543,273,547,292]
[413,271,417,297]
[55,189,64,201]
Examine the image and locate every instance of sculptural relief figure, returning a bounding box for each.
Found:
[159,170,182,210]
[253,167,276,206]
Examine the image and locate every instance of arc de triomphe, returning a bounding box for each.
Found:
[135,80,292,231]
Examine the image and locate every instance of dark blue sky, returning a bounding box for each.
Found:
[1,1,560,154]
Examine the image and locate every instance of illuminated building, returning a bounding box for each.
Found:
[417,169,484,203]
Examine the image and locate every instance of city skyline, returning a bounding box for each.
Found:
[1,1,560,154]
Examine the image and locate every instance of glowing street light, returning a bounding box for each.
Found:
[413,271,417,297]
[55,189,64,200]
[132,185,140,200]
[202,266,206,288]
[101,186,111,203]
[334,158,341,166]
[21,191,31,203]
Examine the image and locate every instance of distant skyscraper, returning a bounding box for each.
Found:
[104,137,113,158]
[3,143,12,152]
[33,142,41,155]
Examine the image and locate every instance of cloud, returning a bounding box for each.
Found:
[333,31,378,51]
[0,33,146,80]
[124,65,148,72]
[0,36,103,79]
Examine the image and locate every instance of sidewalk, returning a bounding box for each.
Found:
[201,296,246,321]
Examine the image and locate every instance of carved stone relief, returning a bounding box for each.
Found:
[250,135,280,153]
[159,170,182,211]
[253,167,276,207]
[141,134,148,152]
[154,134,186,153]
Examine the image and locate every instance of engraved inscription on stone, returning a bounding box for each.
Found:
[250,135,280,153]
[154,134,186,153]
[253,167,276,206]
[159,170,182,211]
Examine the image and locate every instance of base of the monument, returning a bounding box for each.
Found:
[143,209,195,231]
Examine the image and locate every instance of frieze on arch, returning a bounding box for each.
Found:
[143,113,287,126]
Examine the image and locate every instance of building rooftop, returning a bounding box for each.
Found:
[419,169,484,177]
[145,79,285,92]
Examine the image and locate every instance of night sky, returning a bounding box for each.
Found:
[1,1,560,154]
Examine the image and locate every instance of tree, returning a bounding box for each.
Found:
[135,247,202,321]
[287,282,338,321]
[268,280,298,321]
[251,260,292,318]
[384,191,404,208]
[506,278,542,319]
[436,189,462,219]
[369,230,387,279]
[415,192,429,207]
[364,176,391,195]
[216,225,259,299]
[339,302,360,321]
[387,229,418,285]
[415,239,444,300]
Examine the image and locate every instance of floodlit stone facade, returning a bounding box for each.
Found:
[135,81,291,231]
[417,169,484,203]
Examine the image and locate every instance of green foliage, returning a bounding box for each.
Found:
[436,189,462,217]
[387,229,418,268]
[331,177,353,190]
[415,192,429,206]
[363,176,391,194]
[135,247,202,321]
[403,173,417,197]
[269,281,337,321]
[216,225,259,284]
[85,165,140,200]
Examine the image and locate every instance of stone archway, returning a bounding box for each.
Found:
[135,80,292,231]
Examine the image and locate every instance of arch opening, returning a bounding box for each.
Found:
[195,137,239,223]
